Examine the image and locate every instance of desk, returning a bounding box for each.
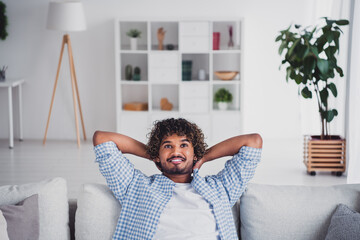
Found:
[0,78,25,148]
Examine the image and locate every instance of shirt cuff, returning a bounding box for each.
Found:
[94,141,119,160]
[239,146,262,162]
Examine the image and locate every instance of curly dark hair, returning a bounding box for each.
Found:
[146,118,207,160]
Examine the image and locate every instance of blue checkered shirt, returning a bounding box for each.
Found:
[94,141,261,240]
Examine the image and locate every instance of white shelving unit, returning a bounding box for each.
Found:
[115,19,243,144]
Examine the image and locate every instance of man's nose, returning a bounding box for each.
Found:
[173,145,181,155]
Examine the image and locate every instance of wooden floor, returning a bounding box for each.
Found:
[0,138,347,199]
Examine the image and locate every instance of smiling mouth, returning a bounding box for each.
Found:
[167,156,186,163]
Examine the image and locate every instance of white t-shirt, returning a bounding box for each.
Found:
[153,183,219,240]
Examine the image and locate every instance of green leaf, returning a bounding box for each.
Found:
[304,56,316,75]
[286,67,292,82]
[316,35,327,52]
[335,19,349,25]
[326,110,335,122]
[275,34,282,42]
[288,38,300,56]
[326,109,338,122]
[325,46,337,59]
[301,87,312,99]
[278,41,287,55]
[298,45,309,59]
[335,66,344,77]
[325,31,334,43]
[294,74,302,84]
[317,59,329,74]
[320,88,329,106]
[328,83,338,97]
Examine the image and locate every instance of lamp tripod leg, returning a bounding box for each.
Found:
[67,37,81,148]
[67,38,87,141]
[43,35,66,145]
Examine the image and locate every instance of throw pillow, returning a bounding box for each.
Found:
[75,183,121,240]
[0,210,10,240]
[0,177,70,240]
[0,194,39,240]
[325,204,360,240]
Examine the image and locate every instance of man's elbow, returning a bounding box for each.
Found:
[249,133,263,149]
[93,130,104,146]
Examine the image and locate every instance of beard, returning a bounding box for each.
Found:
[159,160,193,175]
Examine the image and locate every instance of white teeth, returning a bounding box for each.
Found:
[171,159,182,162]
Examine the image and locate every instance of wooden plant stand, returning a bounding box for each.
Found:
[303,135,346,176]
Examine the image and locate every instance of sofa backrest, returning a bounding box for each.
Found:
[75,183,242,240]
[240,183,360,240]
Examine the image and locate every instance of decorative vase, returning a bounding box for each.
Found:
[182,60,192,81]
[130,38,138,50]
[213,32,220,50]
[198,69,206,80]
[218,102,228,110]
[228,25,234,49]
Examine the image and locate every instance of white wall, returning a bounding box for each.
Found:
[0,0,317,141]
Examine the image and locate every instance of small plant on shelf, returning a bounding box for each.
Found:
[126,29,141,38]
[214,88,232,110]
[126,29,141,50]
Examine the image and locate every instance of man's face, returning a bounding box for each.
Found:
[155,134,196,175]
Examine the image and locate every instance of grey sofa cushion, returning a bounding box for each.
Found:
[325,204,360,240]
[0,194,39,240]
[0,177,70,240]
[0,210,9,240]
[240,183,360,240]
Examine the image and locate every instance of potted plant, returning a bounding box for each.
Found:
[214,88,232,110]
[126,29,141,50]
[0,1,8,41]
[276,18,349,176]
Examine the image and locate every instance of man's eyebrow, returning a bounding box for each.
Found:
[161,140,171,146]
[161,138,190,145]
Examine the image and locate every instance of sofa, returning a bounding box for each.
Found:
[0,177,359,240]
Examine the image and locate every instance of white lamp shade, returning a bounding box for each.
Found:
[47,1,86,31]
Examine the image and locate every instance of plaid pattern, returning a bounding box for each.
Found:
[95,141,261,240]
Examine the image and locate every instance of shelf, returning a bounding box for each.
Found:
[116,19,243,141]
[121,80,148,85]
[212,80,240,84]
[181,53,209,81]
[119,21,148,51]
[212,21,241,51]
[120,49,148,54]
[151,84,179,111]
[150,22,179,51]
[120,53,148,81]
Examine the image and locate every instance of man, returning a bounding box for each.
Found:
[93,118,262,240]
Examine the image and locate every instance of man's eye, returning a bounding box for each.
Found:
[181,143,188,148]
[164,145,172,149]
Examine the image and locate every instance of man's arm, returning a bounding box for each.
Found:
[194,133,262,169]
[93,130,150,159]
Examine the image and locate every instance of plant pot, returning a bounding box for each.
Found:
[303,135,346,176]
[0,71,5,82]
[218,102,228,110]
[130,38,138,50]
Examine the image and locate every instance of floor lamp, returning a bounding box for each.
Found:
[44,1,87,147]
